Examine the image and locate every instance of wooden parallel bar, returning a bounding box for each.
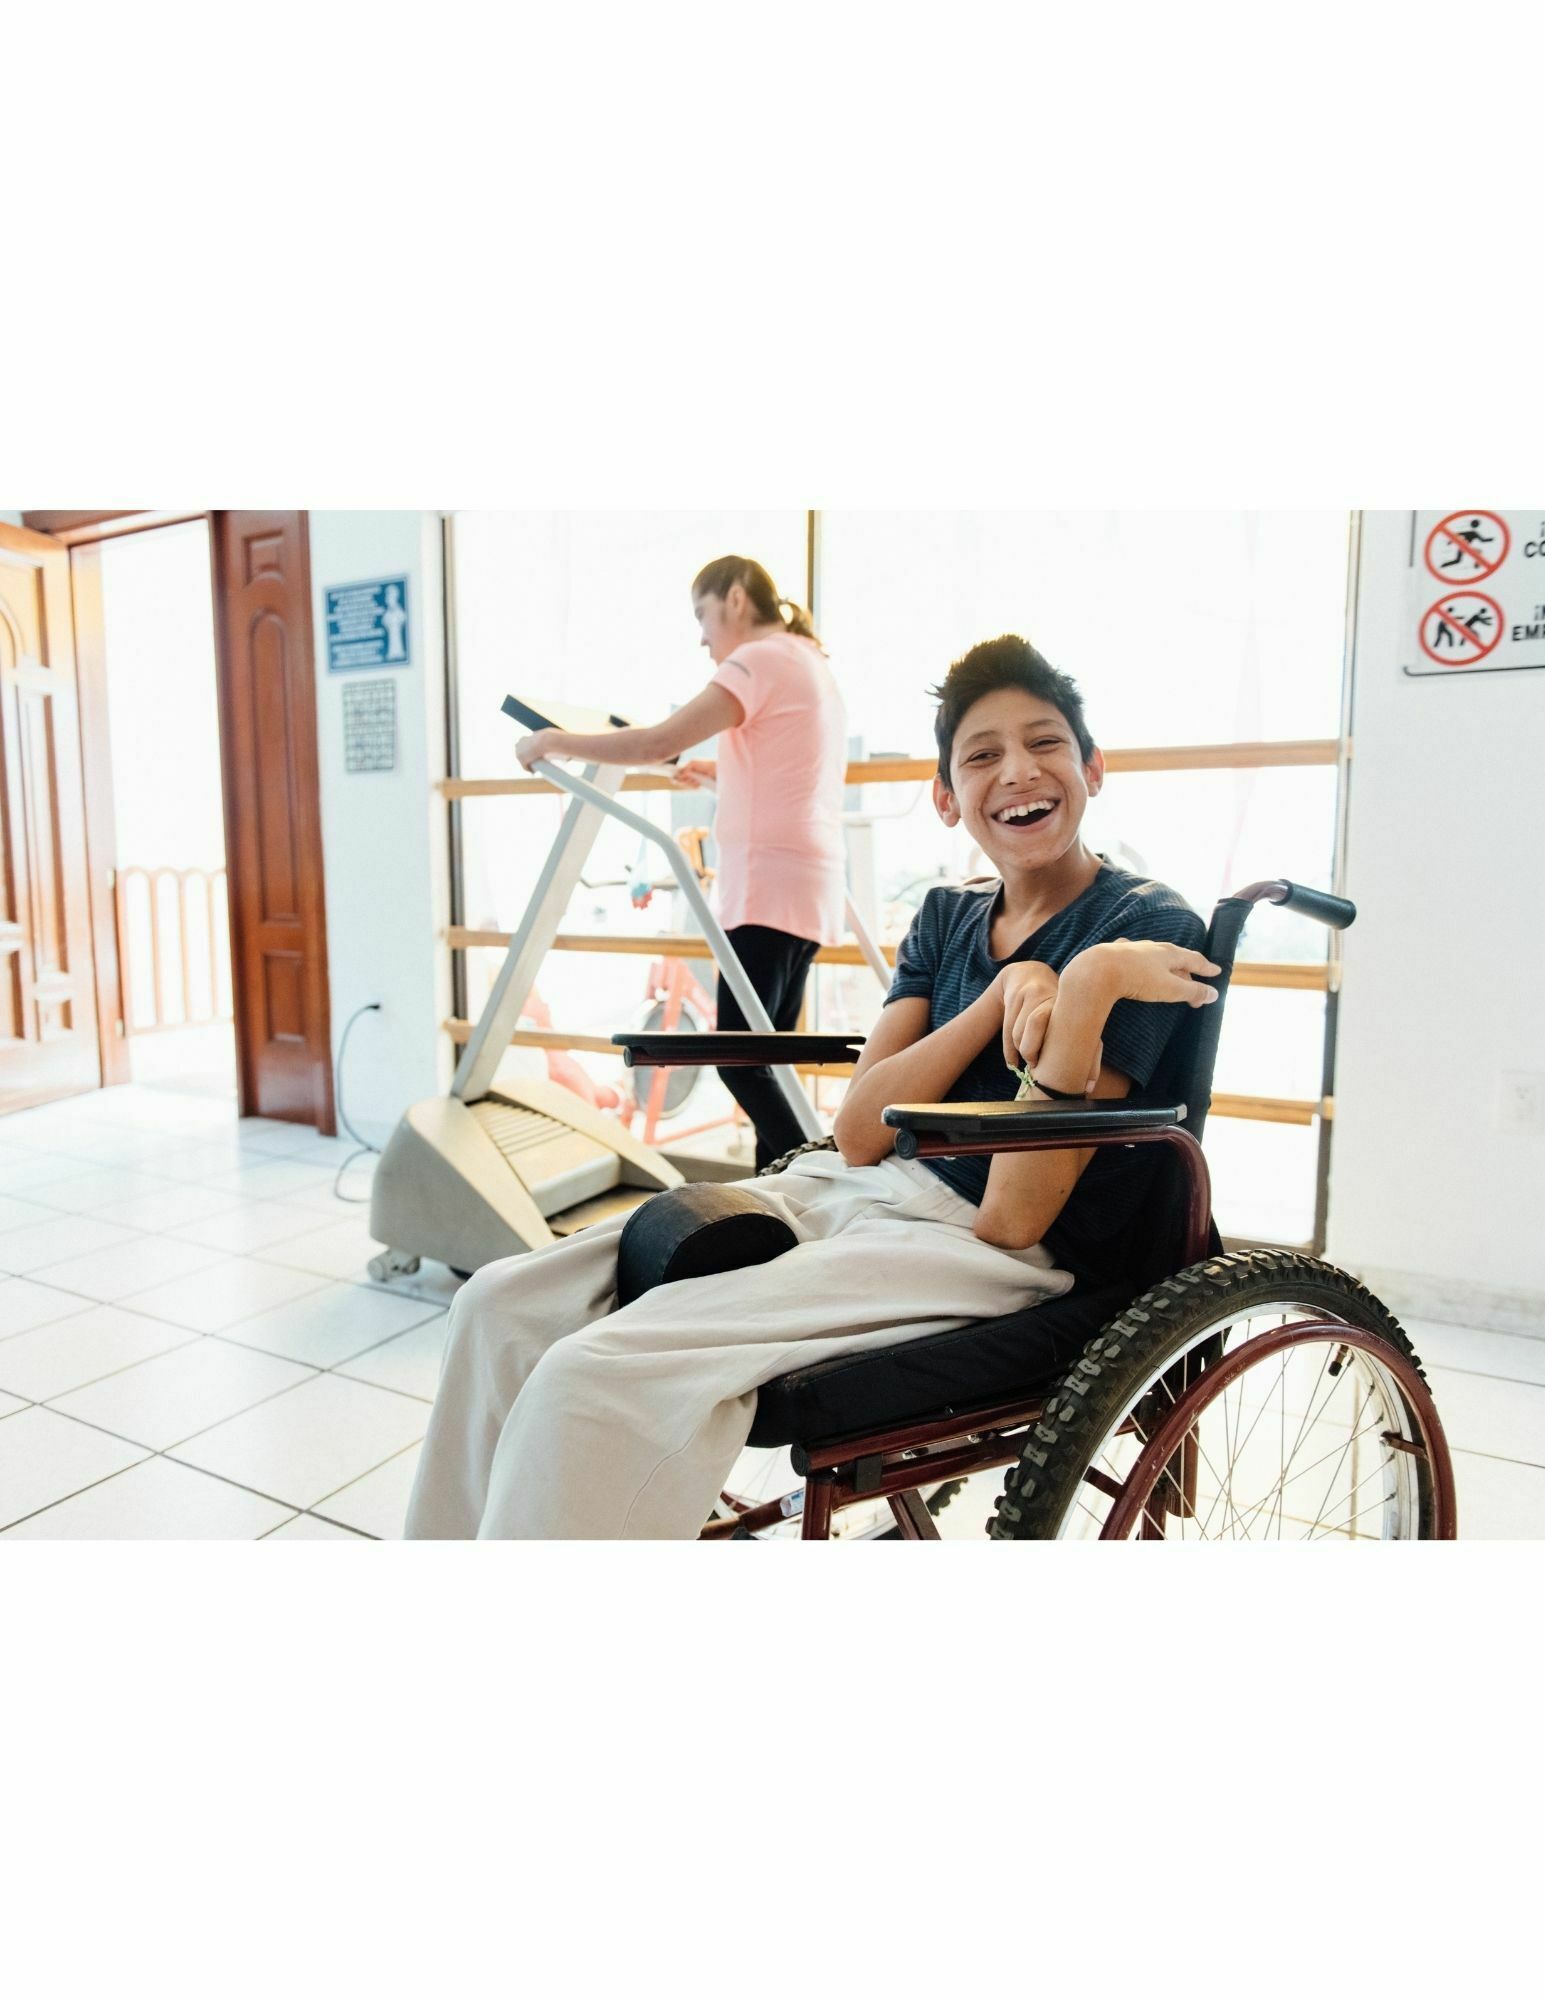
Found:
[449,926,898,969]
[1229,962,1329,992]
[440,1021,1329,1119]
[440,738,1343,799]
[440,1020,854,1076]
[445,928,1328,992]
[1213,1093,1325,1126]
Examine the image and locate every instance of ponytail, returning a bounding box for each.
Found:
[692,553,825,652]
[777,596,821,644]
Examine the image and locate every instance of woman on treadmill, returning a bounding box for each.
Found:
[514,554,848,1171]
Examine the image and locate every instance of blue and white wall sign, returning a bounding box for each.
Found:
[326,576,412,671]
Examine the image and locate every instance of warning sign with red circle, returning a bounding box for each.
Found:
[1406,510,1545,678]
[1424,511,1511,584]
[1419,591,1504,666]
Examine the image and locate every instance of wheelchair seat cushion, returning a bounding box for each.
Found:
[616,1183,798,1308]
[747,1280,1139,1456]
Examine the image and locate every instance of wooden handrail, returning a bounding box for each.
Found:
[440,1019,1330,1119]
[440,737,1343,800]
[444,927,1330,992]
[441,1020,859,1078]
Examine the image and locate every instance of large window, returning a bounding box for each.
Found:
[450,512,808,1149]
[813,511,1351,1245]
[448,510,1351,1243]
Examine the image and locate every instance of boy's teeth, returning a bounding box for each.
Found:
[996,801,1054,823]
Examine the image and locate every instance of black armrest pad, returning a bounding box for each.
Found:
[614,1032,866,1069]
[882,1097,1187,1153]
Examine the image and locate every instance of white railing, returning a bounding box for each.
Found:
[114,865,233,1034]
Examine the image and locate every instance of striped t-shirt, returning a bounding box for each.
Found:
[885,863,1205,1279]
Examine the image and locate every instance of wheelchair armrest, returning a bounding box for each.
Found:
[614,1032,866,1069]
[882,1097,1188,1158]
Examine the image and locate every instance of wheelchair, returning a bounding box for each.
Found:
[615,880,1457,1541]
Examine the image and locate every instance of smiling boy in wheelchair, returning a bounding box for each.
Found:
[405,635,1229,1539]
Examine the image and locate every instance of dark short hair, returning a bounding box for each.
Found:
[931,634,1096,782]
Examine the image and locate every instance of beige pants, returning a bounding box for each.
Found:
[403,1151,1071,1540]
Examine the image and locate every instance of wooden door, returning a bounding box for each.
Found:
[210,512,335,1132]
[0,524,103,1111]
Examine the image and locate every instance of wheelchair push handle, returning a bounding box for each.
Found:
[1230,879,1356,931]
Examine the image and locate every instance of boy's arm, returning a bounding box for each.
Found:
[973,967,1130,1249]
[833,985,1008,1167]
[974,940,1219,1249]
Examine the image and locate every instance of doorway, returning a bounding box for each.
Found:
[94,520,236,1098]
[2,511,336,1133]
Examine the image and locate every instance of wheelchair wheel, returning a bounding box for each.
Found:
[990,1251,1455,1541]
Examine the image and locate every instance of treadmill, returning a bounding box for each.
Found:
[368,694,852,1280]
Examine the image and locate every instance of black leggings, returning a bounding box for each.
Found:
[715,924,821,1172]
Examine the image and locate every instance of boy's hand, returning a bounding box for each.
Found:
[999,961,1060,1071]
[672,758,717,790]
[1068,939,1221,1007]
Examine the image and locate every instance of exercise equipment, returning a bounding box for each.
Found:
[368,695,881,1279]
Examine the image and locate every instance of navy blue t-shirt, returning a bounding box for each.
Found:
[885,863,1206,1280]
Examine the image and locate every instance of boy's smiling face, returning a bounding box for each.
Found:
[934,686,1105,873]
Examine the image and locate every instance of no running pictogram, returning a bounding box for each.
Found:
[1424,511,1510,584]
[1418,591,1504,666]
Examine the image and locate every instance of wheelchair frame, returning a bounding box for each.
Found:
[617,880,1459,1542]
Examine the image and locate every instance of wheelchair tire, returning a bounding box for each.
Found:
[989,1250,1451,1541]
[872,1477,969,1538]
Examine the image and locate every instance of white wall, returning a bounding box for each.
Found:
[309,512,451,1146]
[1327,510,1545,1330]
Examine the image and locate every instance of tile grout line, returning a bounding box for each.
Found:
[7,1347,438,1533]
[7,1291,444,1427]
[3,1328,205,1404]
[1449,1443,1545,1477]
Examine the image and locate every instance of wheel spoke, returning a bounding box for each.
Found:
[1308,1447,1404,1540]
[1164,1348,1400,1543]
[1302,1381,1379,1537]
[1039,1279,1434,1543]
[1231,1418,1393,1534]
[1244,1344,1359,1536]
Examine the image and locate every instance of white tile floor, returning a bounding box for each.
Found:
[2,1078,1544,1538]
[0,1081,455,1540]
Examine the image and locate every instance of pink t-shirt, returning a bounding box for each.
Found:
[709,632,848,947]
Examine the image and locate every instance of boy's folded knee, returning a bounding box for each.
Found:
[448,1261,506,1324]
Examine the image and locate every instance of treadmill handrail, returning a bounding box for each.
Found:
[643,761,891,991]
[531,758,822,1143]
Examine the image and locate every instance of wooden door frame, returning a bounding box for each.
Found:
[29,509,335,1127]
[23,511,207,544]
[0,521,107,1109]
[207,512,335,1133]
